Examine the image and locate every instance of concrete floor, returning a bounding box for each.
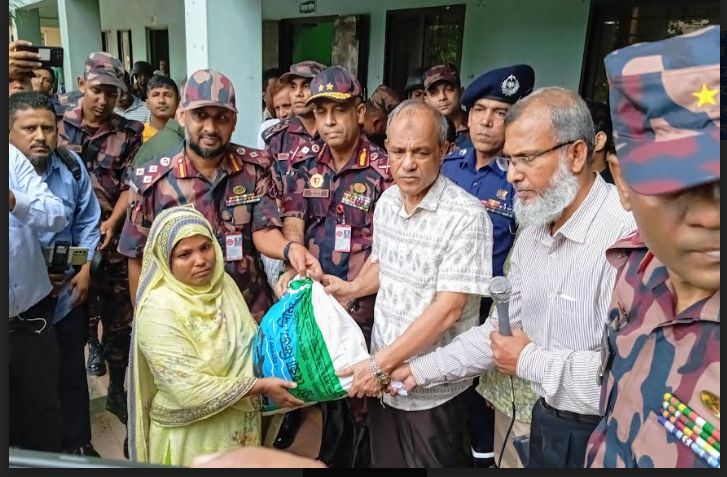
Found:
[86,346,322,464]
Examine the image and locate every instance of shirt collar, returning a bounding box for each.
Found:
[554,173,610,244]
[63,97,119,136]
[396,174,448,217]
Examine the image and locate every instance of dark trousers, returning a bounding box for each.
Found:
[368,391,472,468]
[528,398,599,468]
[9,295,62,452]
[54,306,92,449]
[318,398,370,468]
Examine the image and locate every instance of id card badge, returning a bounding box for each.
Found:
[334,224,352,253]
[225,233,243,261]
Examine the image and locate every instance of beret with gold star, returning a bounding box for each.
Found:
[605,25,719,195]
[306,66,362,105]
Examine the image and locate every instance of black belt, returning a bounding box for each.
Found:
[538,398,600,425]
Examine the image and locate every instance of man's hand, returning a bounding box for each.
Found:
[274,268,296,298]
[9,40,41,80]
[286,243,323,280]
[9,189,16,212]
[99,219,116,250]
[70,264,91,307]
[490,329,531,376]
[48,272,65,298]
[388,363,418,396]
[320,274,357,307]
[337,358,384,399]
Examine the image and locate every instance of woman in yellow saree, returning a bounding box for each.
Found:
[128,206,303,466]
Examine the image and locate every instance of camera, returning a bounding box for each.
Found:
[15,45,64,68]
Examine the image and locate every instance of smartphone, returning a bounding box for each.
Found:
[16,45,64,68]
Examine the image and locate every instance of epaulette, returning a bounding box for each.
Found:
[367,145,392,179]
[129,154,175,194]
[608,231,645,251]
[230,145,273,170]
[262,119,291,143]
[444,147,468,161]
[606,231,646,270]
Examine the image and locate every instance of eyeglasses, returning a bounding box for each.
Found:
[502,140,577,168]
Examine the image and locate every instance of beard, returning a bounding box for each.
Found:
[187,133,229,160]
[513,154,579,228]
[26,151,51,171]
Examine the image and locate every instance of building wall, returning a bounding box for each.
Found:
[262,0,592,93]
[98,0,187,84]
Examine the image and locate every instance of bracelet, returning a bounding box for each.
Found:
[282,241,296,263]
[369,356,391,386]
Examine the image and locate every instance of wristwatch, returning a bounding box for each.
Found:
[369,356,391,387]
[282,241,296,263]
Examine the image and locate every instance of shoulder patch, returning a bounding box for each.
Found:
[369,148,392,178]
[262,120,290,142]
[234,145,273,170]
[132,154,175,194]
[444,147,467,161]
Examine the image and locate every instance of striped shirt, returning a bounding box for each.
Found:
[371,174,492,411]
[410,174,636,416]
[115,96,151,124]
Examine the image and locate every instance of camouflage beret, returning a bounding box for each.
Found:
[280,61,327,84]
[423,63,460,91]
[180,69,237,113]
[605,25,719,195]
[367,85,400,115]
[84,52,126,92]
[306,66,362,105]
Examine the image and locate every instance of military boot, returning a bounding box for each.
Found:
[86,339,106,376]
[106,366,127,424]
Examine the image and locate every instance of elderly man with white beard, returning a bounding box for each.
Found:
[390,87,636,468]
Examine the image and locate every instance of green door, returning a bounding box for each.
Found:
[292,20,334,66]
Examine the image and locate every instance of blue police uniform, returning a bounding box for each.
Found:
[442,147,515,278]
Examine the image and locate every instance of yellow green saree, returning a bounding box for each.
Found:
[128,206,261,466]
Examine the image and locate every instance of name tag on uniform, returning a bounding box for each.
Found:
[225,233,243,261]
[303,189,330,198]
[341,191,372,212]
[225,194,261,207]
[334,224,352,253]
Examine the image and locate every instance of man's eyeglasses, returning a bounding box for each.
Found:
[502,140,577,168]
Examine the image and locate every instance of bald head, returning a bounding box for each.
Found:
[386,99,448,146]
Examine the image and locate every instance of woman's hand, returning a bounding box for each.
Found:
[256,378,305,408]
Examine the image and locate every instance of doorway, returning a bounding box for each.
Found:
[147,28,169,75]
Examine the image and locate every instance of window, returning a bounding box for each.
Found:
[101,31,111,53]
[384,5,466,96]
[117,29,133,73]
[581,0,719,102]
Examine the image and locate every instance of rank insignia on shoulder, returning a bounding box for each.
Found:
[160,157,171,166]
[236,147,246,155]
[148,165,158,173]
[135,168,145,176]
[143,175,152,184]
[460,148,467,156]
[311,144,320,153]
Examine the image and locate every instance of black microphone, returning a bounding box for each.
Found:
[490,276,512,336]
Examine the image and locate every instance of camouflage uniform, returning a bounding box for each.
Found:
[586,26,721,468]
[423,64,471,148]
[264,61,326,202]
[118,69,281,323]
[367,85,400,115]
[56,52,142,423]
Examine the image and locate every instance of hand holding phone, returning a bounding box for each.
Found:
[9,40,41,79]
[15,43,64,68]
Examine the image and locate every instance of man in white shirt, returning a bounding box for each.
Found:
[324,100,492,466]
[392,87,636,468]
[9,143,69,452]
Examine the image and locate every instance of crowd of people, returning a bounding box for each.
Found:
[7,22,720,469]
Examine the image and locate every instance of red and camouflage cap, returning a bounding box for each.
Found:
[180,69,237,113]
[605,25,719,195]
[306,66,362,105]
[367,85,400,115]
[423,63,460,91]
[280,61,327,84]
[84,52,126,91]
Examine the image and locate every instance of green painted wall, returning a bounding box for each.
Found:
[14,8,43,45]
[263,0,592,94]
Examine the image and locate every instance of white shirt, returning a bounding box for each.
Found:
[8,144,70,316]
[115,96,150,124]
[411,174,636,416]
[371,174,492,411]
[257,118,280,149]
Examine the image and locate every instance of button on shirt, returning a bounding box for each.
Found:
[411,175,636,416]
[37,150,101,322]
[442,148,515,277]
[370,174,492,411]
[9,144,70,317]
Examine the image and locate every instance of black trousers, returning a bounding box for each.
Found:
[528,398,599,468]
[9,295,62,452]
[54,306,92,449]
[468,297,495,456]
[368,391,472,468]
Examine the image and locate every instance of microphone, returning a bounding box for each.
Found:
[490,276,512,336]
